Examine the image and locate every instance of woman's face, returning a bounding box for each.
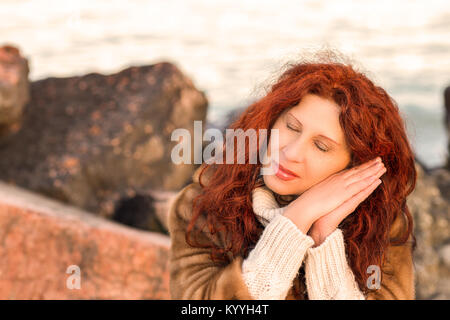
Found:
[263,94,352,196]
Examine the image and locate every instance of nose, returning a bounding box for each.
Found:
[283,136,306,164]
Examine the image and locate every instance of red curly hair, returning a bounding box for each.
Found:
[185,53,416,296]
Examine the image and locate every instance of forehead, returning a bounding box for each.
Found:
[285,94,346,143]
[289,94,341,118]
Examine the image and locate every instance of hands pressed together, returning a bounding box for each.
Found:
[283,157,387,246]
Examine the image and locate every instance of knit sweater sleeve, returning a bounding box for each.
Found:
[304,228,366,300]
[241,213,315,299]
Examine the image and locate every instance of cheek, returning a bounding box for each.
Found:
[305,161,325,181]
[308,159,348,184]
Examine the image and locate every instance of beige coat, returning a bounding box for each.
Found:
[168,165,416,299]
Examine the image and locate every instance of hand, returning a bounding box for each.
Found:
[283,157,387,236]
[308,168,385,246]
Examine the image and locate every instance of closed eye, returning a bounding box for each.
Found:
[286,123,329,152]
[315,142,329,152]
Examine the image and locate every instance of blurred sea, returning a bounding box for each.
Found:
[1,0,449,168]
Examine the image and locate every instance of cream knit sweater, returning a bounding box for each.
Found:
[241,185,366,300]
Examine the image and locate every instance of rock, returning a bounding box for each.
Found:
[0,45,30,140]
[430,167,450,203]
[438,244,450,268]
[408,162,450,299]
[0,180,171,299]
[444,86,450,170]
[0,62,208,219]
[112,191,175,235]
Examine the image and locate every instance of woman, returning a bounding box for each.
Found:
[168,53,416,300]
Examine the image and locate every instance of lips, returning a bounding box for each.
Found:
[278,163,299,177]
[272,160,299,181]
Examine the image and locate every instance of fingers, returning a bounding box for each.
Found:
[342,157,380,178]
[348,160,386,184]
[354,176,383,202]
[347,176,383,212]
[361,157,382,170]
[342,155,385,183]
[329,177,382,223]
[346,164,386,197]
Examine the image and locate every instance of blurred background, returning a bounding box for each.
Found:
[1,0,449,168]
[0,0,449,300]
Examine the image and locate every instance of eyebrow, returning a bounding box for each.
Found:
[286,112,341,146]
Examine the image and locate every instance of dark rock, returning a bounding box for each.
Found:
[112,194,168,235]
[0,62,208,218]
[444,86,450,170]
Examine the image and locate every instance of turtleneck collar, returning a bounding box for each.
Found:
[251,183,298,227]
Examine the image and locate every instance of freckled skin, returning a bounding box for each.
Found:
[263,94,352,196]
